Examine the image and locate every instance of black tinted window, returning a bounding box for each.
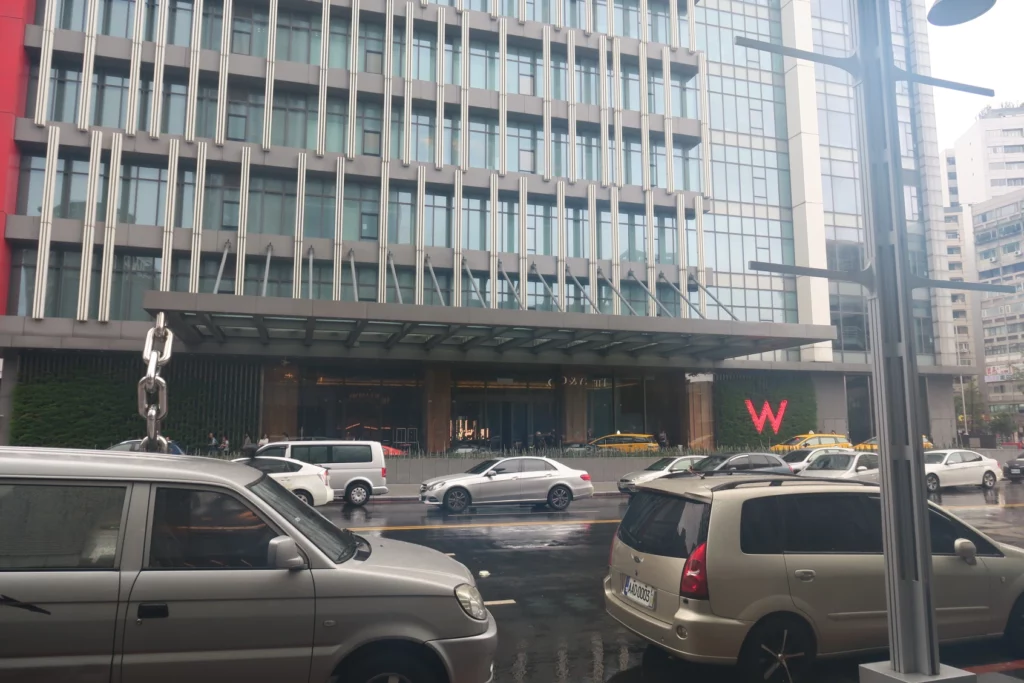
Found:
[859,454,879,470]
[618,492,708,559]
[522,459,553,472]
[291,445,330,464]
[492,459,523,474]
[331,445,373,463]
[781,493,882,554]
[750,455,774,468]
[247,459,292,474]
[929,508,999,556]
[256,445,287,459]
[149,488,276,569]
[741,496,782,554]
[725,456,750,471]
[0,483,126,569]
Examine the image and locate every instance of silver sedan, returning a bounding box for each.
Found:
[617,455,706,495]
[420,456,595,513]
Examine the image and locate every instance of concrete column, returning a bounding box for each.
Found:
[812,373,849,436]
[0,351,20,445]
[262,363,299,440]
[926,375,956,448]
[424,365,452,453]
[781,0,832,362]
[686,374,713,449]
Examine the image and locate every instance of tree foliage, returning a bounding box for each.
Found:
[714,373,818,449]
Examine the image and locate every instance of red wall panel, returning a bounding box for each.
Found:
[0,0,35,315]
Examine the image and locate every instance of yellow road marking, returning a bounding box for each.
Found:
[349,519,621,532]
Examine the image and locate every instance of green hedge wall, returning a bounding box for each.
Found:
[714,372,817,449]
[11,351,262,451]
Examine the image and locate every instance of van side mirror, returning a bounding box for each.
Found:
[954,538,977,566]
[268,536,307,570]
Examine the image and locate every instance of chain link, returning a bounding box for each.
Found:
[138,313,175,453]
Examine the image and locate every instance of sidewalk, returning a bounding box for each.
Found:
[376,481,622,502]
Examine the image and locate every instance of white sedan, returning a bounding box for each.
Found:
[233,455,334,506]
[924,449,1002,492]
[799,450,879,480]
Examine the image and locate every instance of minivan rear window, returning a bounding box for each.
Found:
[617,491,708,559]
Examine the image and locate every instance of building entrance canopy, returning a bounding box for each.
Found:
[144,291,835,368]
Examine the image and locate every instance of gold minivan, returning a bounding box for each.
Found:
[605,476,1024,682]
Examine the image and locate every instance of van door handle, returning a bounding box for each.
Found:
[794,570,816,582]
[137,603,169,619]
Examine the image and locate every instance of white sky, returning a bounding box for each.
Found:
[926,1,1024,150]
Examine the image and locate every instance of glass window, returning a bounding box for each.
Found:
[328,13,350,69]
[410,109,435,163]
[248,477,355,564]
[444,36,461,86]
[248,174,298,236]
[341,264,377,301]
[781,493,883,554]
[566,205,588,258]
[508,120,542,174]
[202,170,241,231]
[245,458,296,474]
[304,176,336,239]
[492,459,524,475]
[462,195,489,251]
[200,0,222,50]
[929,508,998,556]
[166,0,193,46]
[98,0,134,38]
[356,101,383,157]
[618,209,646,262]
[468,114,498,170]
[412,31,437,82]
[526,201,556,256]
[271,90,317,149]
[109,253,161,321]
[325,96,348,154]
[225,86,264,143]
[55,0,89,31]
[148,488,277,569]
[256,445,287,458]
[119,164,168,226]
[47,65,82,124]
[575,57,599,105]
[0,483,126,570]
[469,40,499,91]
[91,69,131,128]
[740,496,782,554]
[388,187,415,245]
[424,192,453,247]
[161,80,189,136]
[276,8,321,65]
[231,5,269,57]
[617,491,708,559]
[331,445,373,463]
[386,266,415,303]
[507,45,542,97]
[300,260,333,300]
[291,444,330,464]
[343,182,380,241]
[360,22,385,74]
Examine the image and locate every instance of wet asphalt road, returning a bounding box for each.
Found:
[319,484,1024,683]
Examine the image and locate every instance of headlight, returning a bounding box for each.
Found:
[455,583,487,621]
[428,481,446,491]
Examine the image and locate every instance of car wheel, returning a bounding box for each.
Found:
[293,489,313,506]
[738,614,816,683]
[926,474,940,493]
[1006,596,1024,656]
[982,471,997,489]
[444,487,470,513]
[548,485,572,511]
[346,483,370,507]
[344,649,442,683]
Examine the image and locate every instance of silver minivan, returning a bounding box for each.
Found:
[256,440,388,506]
[0,448,496,683]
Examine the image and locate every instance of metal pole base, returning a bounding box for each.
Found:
[859,662,976,683]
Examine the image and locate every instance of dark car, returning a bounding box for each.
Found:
[684,452,792,475]
[108,439,185,455]
[1004,453,1024,482]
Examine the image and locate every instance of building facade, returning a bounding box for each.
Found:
[950,103,1024,208]
[0,0,959,452]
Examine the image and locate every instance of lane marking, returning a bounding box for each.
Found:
[483,599,516,606]
[348,519,622,532]
[965,659,1024,674]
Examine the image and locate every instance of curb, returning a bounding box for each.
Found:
[364,490,627,504]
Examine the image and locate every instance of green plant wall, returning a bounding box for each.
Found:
[11,351,262,451]
[714,372,817,449]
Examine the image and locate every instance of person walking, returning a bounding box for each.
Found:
[243,433,252,448]
[206,432,218,455]
[258,433,269,447]
[657,429,669,449]
[219,433,230,453]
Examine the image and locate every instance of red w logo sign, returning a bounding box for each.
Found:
[745,399,788,435]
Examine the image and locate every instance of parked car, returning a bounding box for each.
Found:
[420,456,594,513]
[233,455,334,506]
[0,447,497,683]
[798,450,879,481]
[684,452,792,475]
[769,432,852,453]
[617,455,706,495]
[606,476,1024,683]
[855,435,933,451]
[255,440,388,506]
[780,447,855,473]
[108,438,185,455]
[589,433,659,453]
[1004,453,1024,482]
[923,449,1002,492]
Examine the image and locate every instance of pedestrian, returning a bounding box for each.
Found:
[657,429,668,449]
[258,433,269,447]
[206,431,218,455]
[219,433,230,453]
[243,432,252,447]
[282,431,290,441]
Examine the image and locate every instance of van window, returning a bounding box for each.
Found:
[617,491,708,559]
[780,493,882,554]
[292,444,330,464]
[331,444,373,463]
[741,496,782,554]
[521,458,554,473]
[929,507,999,556]
[149,488,277,569]
[0,483,127,570]
[256,445,287,459]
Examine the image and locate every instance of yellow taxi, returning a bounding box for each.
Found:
[589,433,660,453]
[854,435,933,451]
[769,432,852,453]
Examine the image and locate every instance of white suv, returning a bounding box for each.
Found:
[605,476,1024,682]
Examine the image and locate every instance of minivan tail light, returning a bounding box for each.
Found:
[609,525,620,566]
[580,473,591,481]
[679,542,709,599]
[381,466,387,479]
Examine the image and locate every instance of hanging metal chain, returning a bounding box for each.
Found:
[138,313,175,453]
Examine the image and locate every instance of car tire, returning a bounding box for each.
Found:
[1005,596,1024,656]
[444,487,471,513]
[344,649,443,683]
[982,471,997,489]
[293,489,313,506]
[547,485,572,511]
[737,614,816,683]
[926,474,940,493]
[346,482,371,507]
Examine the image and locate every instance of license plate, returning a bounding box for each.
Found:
[623,577,656,609]
[1012,469,1020,475]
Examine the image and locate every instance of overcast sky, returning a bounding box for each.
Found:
[927,1,1024,150]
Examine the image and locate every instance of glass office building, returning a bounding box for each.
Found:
[0,0,959,451]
